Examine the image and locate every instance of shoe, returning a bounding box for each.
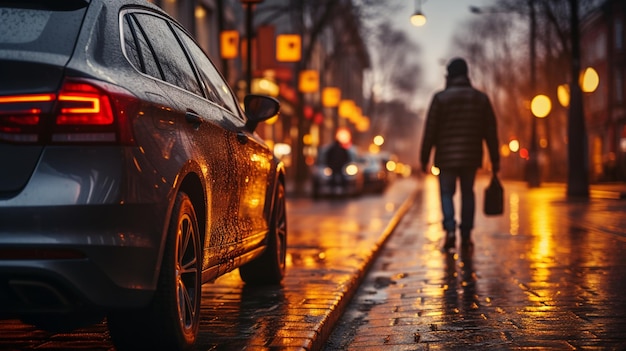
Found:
[442,231,456,251]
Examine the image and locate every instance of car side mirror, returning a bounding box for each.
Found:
[244,94,280,132]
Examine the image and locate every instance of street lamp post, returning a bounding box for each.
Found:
[241,0,263,95]
[567,0,589,198]
[526,0,541,187]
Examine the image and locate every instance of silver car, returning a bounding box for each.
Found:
[0,1,287,350]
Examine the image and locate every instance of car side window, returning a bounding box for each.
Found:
[174,27,241,117]
[122,14,162,80]
[132,13,203,97]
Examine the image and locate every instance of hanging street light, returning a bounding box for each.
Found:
[410,0,427,27]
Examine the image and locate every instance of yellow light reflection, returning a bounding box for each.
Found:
[423,176,442,243]
[383,203,395,213]
[509,192,519,235]
[526,191,555,302]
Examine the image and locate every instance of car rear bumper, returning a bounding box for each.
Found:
[0,203,164,314]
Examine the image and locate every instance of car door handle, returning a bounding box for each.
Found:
[236,132,248,145]
[185,112,202,129]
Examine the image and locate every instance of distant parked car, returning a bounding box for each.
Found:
[0,1,286,350]
[311,143,363,198]
[359,153,390,193]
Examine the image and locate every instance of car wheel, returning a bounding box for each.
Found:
[239,181,287,285]
[108,192,202,351]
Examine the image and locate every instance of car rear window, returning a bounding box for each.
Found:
[129,13,204,97]
[0,1,88,56]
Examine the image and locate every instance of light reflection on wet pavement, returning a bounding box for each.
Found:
[193,178,417,350]
[0,177,418,350]
[325,175,626,350]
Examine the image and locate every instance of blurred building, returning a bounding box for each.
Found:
[252,0,371,175]
[581,0,625,182]
[147,0,371,185]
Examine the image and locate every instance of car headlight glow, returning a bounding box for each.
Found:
[345,164,358,176]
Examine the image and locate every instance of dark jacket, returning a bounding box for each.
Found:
[420,75,500,171]
[326,141,350,173]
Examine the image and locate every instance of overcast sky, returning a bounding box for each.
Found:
[392,0,496,107]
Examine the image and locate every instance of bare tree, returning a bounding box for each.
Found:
[370,23,422,102]
[451,13,527,155]
[451,0,604,180]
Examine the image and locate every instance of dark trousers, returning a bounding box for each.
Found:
[438,167,477,236]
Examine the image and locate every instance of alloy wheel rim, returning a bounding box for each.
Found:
[176,213,198,331]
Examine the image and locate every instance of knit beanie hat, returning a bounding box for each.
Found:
[447,58,468,77]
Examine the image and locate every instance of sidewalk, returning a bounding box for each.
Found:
[2,176,624,350]
[324,175,626,350]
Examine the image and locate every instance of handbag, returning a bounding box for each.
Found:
[484,174,503,215]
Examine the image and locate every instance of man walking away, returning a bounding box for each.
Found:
[419,57,500,251]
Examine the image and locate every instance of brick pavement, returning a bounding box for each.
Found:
[2,176,625,350]
[325,175,626,350]
[0,177,420,351]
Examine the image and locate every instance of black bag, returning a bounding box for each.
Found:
[484,175,503,215]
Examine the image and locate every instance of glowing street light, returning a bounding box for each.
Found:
[410,0,427,27]
[531,94,551,118]
[557,84,570,107]
[373,135,385,146]
[580,67,599,93]
[558,67,599,107]
[509,139,520,153]
[410,12,426,26]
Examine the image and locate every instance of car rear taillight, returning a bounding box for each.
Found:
[0,78,138,145]
[0,94,55,142]
[57,81,114,126]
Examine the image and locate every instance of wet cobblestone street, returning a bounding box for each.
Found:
[326,175,626,350]
[0,177,417,351]
[2,175,626,350]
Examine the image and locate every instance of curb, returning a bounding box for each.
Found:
[311,186,420,350]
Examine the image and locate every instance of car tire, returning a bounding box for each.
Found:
[239,181,287,285]
[108,192,202,351]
